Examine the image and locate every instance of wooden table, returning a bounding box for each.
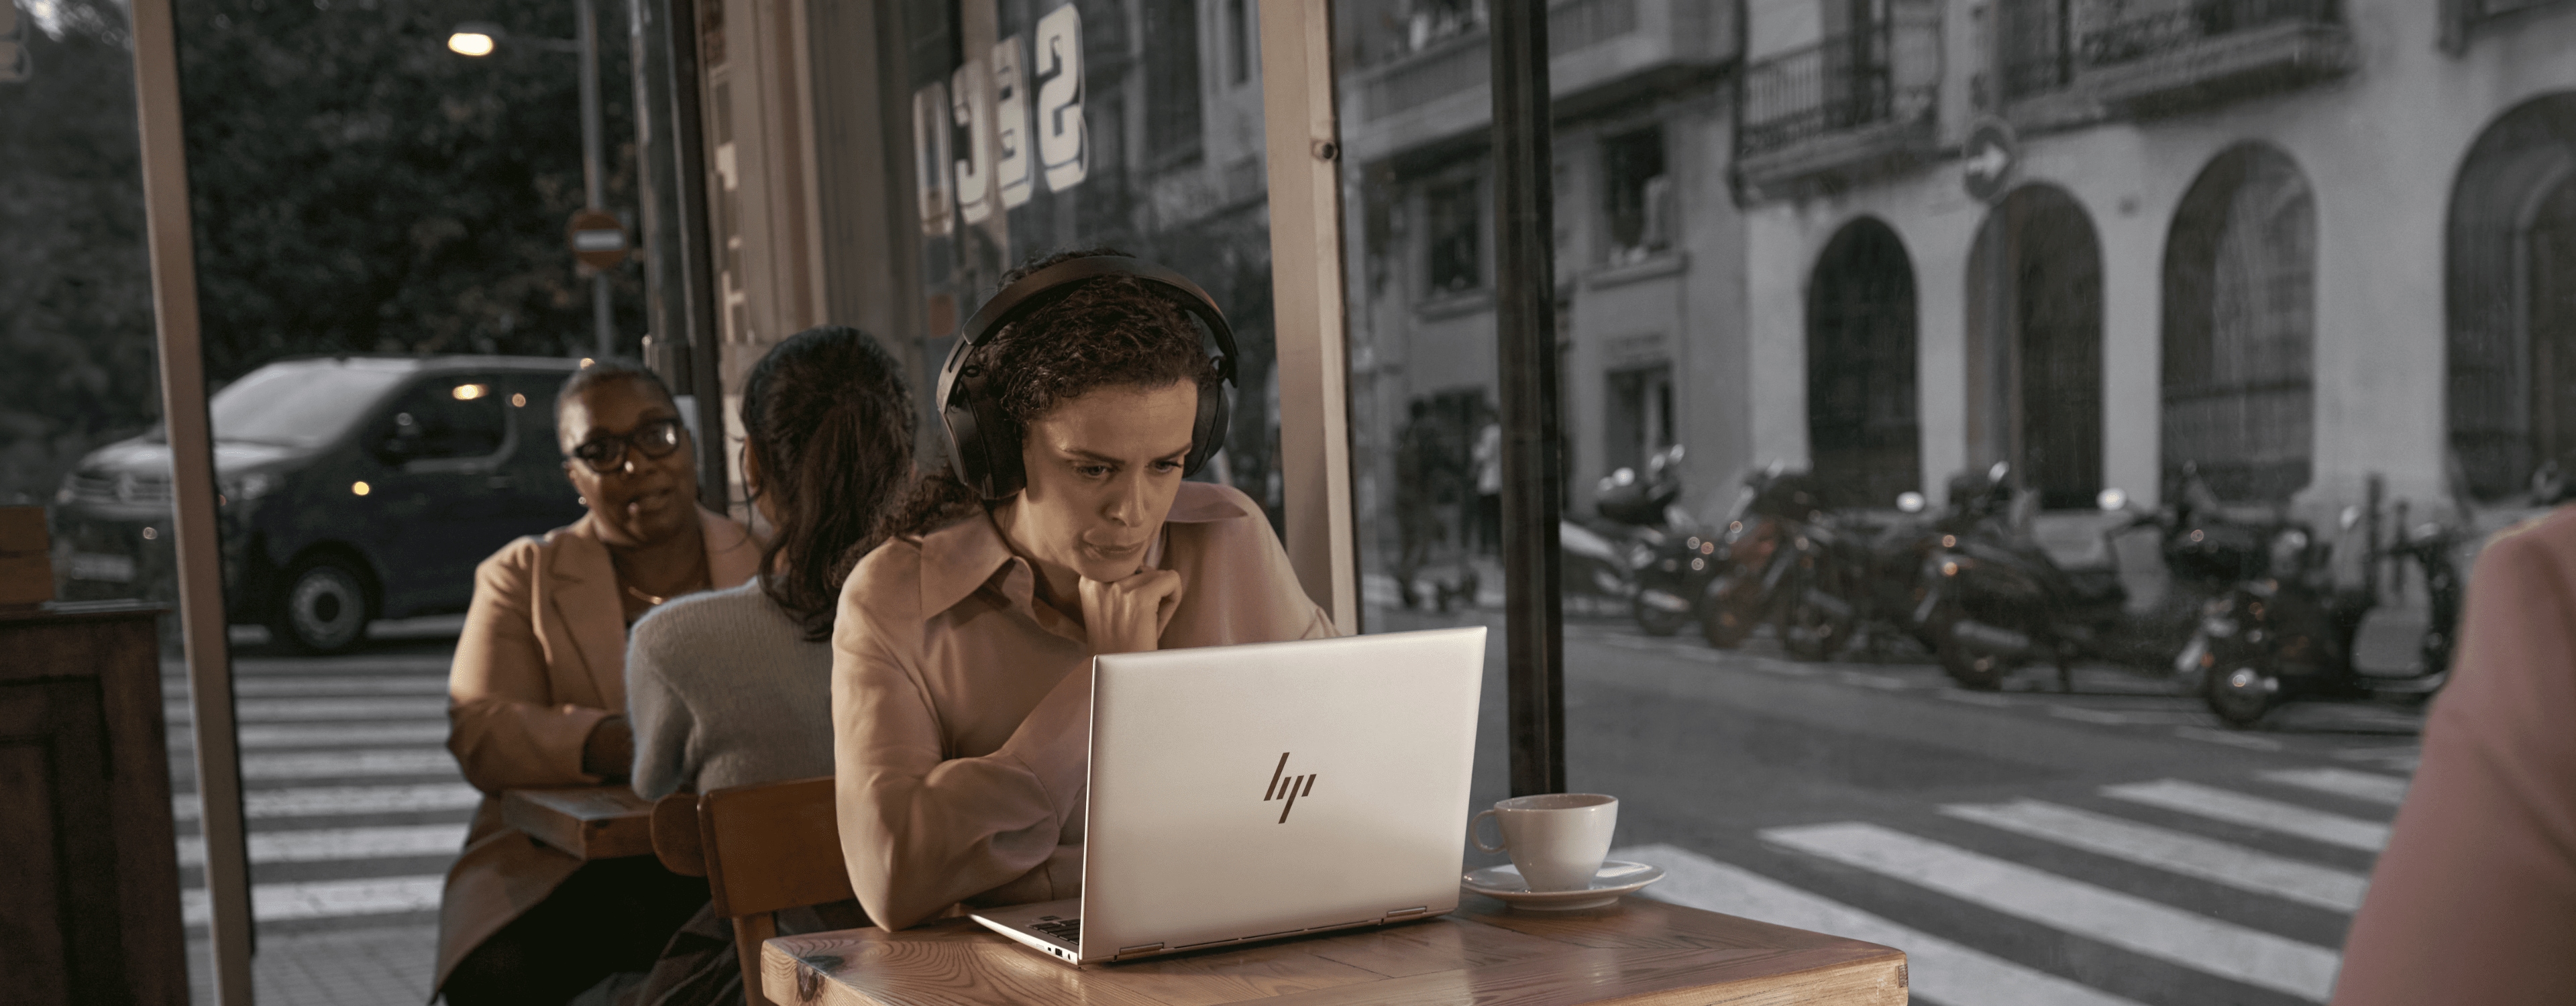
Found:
[502,785,655,860]
[760,894,1906,1005]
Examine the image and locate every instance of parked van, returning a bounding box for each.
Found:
[53,355,590,652]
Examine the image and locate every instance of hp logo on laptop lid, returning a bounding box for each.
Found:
[1262,752,1316,823]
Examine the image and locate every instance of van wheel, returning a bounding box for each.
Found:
[272,557,372,654]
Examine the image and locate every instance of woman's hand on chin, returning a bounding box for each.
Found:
[1079,568,1185,655]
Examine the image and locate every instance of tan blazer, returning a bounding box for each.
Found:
[433,508,759,991]
[2332,506,2576,1005]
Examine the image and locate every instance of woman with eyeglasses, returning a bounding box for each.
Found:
[435,360,760,1006]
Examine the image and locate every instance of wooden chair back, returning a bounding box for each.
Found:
[696,776,855,1006]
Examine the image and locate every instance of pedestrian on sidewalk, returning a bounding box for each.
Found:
[436,361,761,1006]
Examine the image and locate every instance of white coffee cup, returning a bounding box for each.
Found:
[1468,793,1618,893]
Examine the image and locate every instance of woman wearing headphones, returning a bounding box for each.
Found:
[831,249,1334,931]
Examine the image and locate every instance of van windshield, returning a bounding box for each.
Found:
[203,361,413,449]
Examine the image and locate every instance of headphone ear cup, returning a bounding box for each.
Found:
[945,366,1027,500]
[977,394,1026,498]
[1184,378,1233,478]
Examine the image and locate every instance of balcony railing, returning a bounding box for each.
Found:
[2080,0,2337,67]
[1739,21,1933,159]
[1998,0,2352,115]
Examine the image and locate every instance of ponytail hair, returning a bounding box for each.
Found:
[739,326,915,641]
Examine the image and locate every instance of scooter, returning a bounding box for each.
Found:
[2198,477,2465,726]
[1919,463,2269,690]
[1770,489,1949,662]
[1630,462,1835,648]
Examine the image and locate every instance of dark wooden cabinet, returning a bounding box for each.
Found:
[0,604,188,1005]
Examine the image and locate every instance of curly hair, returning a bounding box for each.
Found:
[889,248,1222,537]
[740,326,915,640]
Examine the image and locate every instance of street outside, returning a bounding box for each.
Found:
[170,604,2418,1006]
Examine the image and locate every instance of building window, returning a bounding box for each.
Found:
[1807,218,1921,509]
[1605,364,1675,478]
[1601,127,1670,266]
[1968,184,2103,510]
[1427,178,1482,294]
[1143,0,1203,162]
[2449,92,2576,498]
[2162,145,2316,503]
[1998,0,2073,99]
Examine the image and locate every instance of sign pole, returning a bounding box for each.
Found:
[129,0,256,1000]
[578,0,615,358]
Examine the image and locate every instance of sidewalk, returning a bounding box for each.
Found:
[186,924,438,1006]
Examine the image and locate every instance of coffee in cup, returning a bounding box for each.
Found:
[1468,793,1617,892]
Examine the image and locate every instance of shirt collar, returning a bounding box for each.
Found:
[914,480,1259,618]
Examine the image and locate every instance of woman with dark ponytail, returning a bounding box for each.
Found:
[625,325,914,801]
[605,327,912,1005]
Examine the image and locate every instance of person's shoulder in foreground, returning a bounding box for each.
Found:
[2330,506,2576,1006]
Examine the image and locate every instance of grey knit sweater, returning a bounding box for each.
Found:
[625,578,836,800]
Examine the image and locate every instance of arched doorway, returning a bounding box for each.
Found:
[2449,93,2576,499]
[2163,144,2317,503]
[1966,184,2104,510]
[1806,217,1921,508]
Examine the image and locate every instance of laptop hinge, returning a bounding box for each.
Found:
[1381,906,1430,923]
[1114,942,1165,960]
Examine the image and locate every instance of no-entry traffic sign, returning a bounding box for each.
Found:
[566,209,627,270]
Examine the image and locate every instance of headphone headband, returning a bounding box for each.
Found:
[936,255,1240,500]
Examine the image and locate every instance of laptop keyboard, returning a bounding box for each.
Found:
[1028,915,1079,946]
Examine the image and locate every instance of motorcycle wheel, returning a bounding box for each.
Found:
[1936,636,2015,691]
[1633,599,1692,637]
[2205,664,2279,728]
[1699,577,1760,649]
[1780,596,1853,663]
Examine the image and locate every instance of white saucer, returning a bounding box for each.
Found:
[1460,860,1664,911]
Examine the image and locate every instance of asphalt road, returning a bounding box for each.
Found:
[166,609,2420,1005]
[1392,605,2420,1006]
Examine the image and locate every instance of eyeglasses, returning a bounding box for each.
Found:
[567,417,686,473]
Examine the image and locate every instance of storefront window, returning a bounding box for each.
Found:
[1334,1,2553,1002]
[901,0,1287,522]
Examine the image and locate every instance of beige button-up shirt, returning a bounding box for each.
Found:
[831,482,1334,930]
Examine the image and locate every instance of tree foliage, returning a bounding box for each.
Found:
[0,1,157,503]
[0,0,645,502]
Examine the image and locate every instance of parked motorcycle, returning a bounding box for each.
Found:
[1770,490,1949,662]
[1628,462,1833,648]
[2198,478,2465,726]
[1919,463,2272,690]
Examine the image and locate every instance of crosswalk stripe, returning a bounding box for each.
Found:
[1763,822,2342,1001]
[174,783,482,822]
[172,722,451,750]
[182,875,445,927]
[2049,706,2203,726]
[221,748,458,781]
[2104,779,2390,852]
[177,823,469,867]
[165,697,447,722]
[1941,799,2369,912]
[1617,842,2145,1006]
[2258,768,2409,807]
[162,675,449,697]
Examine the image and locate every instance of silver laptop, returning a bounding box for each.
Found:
[971,626,1487,965]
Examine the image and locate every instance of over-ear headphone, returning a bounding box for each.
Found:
[937,255,1239,500]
